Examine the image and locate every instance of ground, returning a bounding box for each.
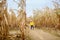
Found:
[9,28,60,40]
[25,28,60,40]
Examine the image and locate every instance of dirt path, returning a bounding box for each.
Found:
[25,28,60,40]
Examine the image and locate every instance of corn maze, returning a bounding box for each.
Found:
[0,0,26,40]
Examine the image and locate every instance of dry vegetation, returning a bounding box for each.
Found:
[30,0,60,37]
[32,0,60,30]
[0,0,26,40]
[0,0,60,40]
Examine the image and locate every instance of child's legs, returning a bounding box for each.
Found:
[31,25,34,29]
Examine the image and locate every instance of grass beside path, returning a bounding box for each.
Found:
[40,27,60,37]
